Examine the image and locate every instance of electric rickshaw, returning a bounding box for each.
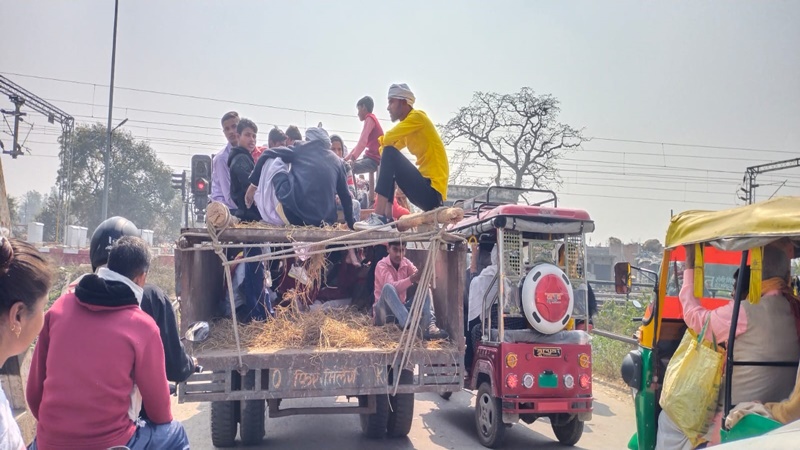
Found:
[450,187,594,448]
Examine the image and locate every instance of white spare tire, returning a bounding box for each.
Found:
[521,263,574,334]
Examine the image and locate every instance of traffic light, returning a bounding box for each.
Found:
[171,171,186,193]
[191,155,212,222]
[191,155,212,196]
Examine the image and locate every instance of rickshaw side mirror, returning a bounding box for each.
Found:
[615,262,632,295]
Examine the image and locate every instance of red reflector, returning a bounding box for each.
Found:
[579,374,591,389]
[506,373,519,389]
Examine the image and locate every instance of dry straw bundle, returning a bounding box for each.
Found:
[197,306,446,352]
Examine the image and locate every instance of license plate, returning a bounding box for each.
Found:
[534,347,562,358]
[538,373,558,388]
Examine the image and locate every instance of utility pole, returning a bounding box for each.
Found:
[1,76,75,242]
[102,0,120,220]
[740,158,800,204]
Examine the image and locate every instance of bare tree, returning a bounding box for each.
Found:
[440,88,585,188]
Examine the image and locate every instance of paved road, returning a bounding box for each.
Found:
[173,381,635,449]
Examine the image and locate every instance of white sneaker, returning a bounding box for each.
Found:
[354,213,393,231]
[288,264,310,285]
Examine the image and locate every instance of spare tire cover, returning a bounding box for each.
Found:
[521,263,574,334]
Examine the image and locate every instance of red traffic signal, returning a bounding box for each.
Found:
[194,178,208,192]
[191,155,212,196]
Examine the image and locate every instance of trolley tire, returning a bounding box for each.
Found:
[210,400,238,448]
[359,394,390,438]
[239,371,266,445]
[387,370,415,437]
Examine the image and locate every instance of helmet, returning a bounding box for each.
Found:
[89,216,140,270]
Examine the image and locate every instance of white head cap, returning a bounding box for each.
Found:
[388,83,415,107]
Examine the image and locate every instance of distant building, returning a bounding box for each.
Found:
[587,246,615,281]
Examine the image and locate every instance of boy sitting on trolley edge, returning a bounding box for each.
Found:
[373,241,448,340]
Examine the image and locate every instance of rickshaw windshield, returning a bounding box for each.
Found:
[661,246,742,320]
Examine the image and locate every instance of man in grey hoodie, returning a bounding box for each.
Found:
[252,127,354,229]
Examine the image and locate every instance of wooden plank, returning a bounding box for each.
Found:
[180,227,438,245]
[195,347,460,372]
[183,382,226,394]
[178,248,223,334]
[185,371,227,382]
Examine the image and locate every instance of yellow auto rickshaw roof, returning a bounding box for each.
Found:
[665,196,800,251]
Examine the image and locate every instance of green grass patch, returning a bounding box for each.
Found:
[592,296,650,380]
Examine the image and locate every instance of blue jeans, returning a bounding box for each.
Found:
[29,420,189,450]
[374,284,435,328]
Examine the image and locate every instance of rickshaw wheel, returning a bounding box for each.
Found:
[475,382,506,448]
[552,415,584,446]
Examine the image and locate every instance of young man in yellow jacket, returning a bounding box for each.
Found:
[354,83,449,230]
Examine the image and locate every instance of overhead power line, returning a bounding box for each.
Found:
[4,70,797,158]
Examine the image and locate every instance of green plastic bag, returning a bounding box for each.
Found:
[659,319,724,446]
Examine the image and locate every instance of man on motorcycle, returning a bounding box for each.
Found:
[67,217,197,387]
[27,236,189,449]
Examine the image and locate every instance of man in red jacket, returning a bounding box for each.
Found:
[27,236,189,450]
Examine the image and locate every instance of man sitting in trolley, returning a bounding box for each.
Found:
[373,241,448,340]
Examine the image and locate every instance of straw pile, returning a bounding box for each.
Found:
[196,307,447,352]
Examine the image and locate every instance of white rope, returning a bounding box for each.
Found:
[206,219,245,370]
[390,214,452,394]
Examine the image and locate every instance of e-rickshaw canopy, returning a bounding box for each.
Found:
[665,197,800,251]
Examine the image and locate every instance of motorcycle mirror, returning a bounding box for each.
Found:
[632,300,643,309]
[185,321,210,343]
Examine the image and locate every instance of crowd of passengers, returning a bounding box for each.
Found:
[0,83,454,449]
[210,83,448,232]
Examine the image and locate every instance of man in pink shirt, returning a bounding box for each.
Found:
[27,237,189,450]
[373,241,448,340]
[345,96,384,175]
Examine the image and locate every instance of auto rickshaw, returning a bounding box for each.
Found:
[617,196,800,449]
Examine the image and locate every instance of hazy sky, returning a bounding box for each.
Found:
[2,0,799,243]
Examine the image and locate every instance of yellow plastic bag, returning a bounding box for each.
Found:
[659,319,724,446]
